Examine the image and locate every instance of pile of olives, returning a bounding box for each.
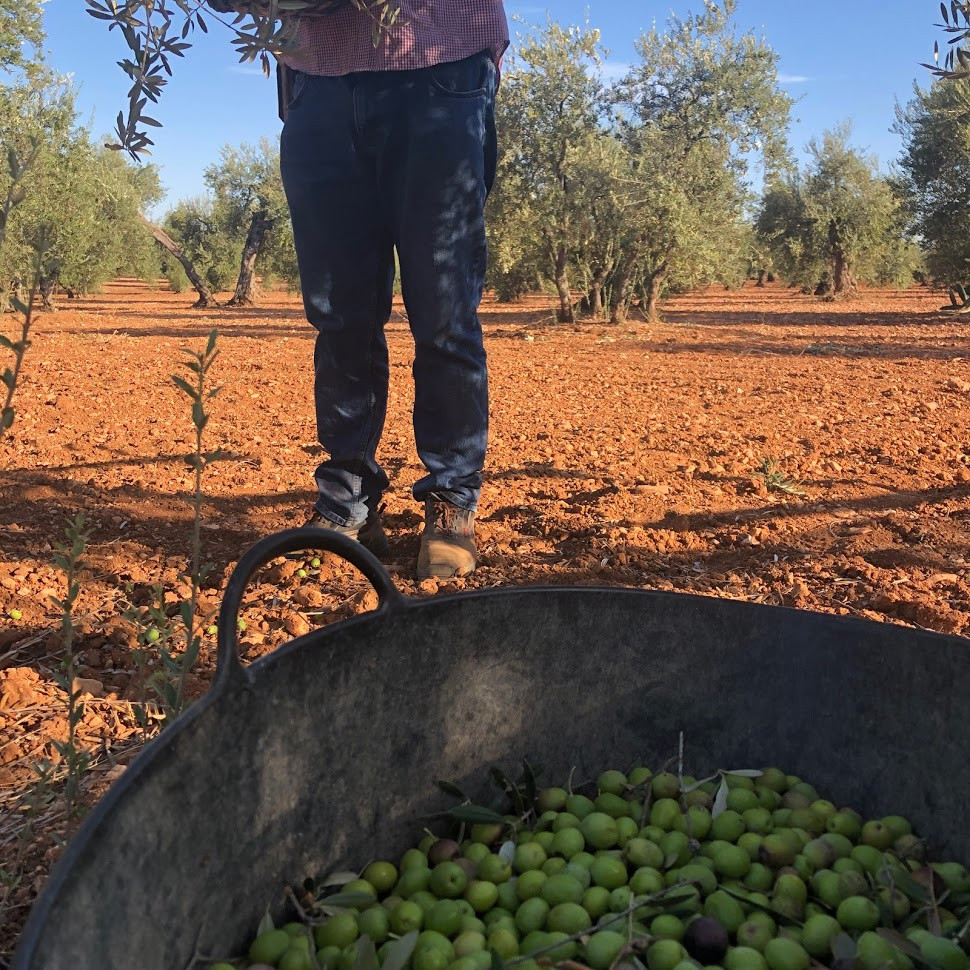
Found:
[220,766,970,970]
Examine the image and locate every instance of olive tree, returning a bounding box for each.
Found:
[0,77,160,308]
[492,20,608,322]
[609,0,793,322]
[895,79,970,308]
[204,138,290,305]
[0,0,45,74]
[756,124,917,298]
[162,196,239,298]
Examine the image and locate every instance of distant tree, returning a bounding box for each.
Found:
[895,79,970,308]
[162,195,239,299]
[756,124,916,298]
[756,179,812,287]
[492,20,607,322]
[0,0,45,74]
[608,124,755,322]
[0,68,72,266]
[610,0,793,322]
[484,4,792,322]
[0,76,160,308]
[485,136,547,303]
[204,137,289,306]
[143,215,218,307]
[571,131,630,319]
[258,199,298,291]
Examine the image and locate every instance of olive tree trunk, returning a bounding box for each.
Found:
[827,220,857,297]
[38,272,57,311]
[609,245,643,324]
[552,242,573,323]
[227,209,275,308]
[583,262,612,319]
[140,214,219,309]
[641,265,667,323]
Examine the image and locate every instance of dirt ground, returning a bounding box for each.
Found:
[2,279,970,959]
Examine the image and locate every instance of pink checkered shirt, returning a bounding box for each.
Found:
[279,0,509,76]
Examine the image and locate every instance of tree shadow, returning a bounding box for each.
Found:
[3,465,969,647]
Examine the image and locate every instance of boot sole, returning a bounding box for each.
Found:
[416,542,477,580]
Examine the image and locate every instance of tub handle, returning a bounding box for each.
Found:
[215,528,405,681]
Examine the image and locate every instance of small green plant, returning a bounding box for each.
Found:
[0,141,46,440]
[756,457,807,496]
[0,238,48,441]
[50,513,93,839]
[0,290,32,439]
[124,583,177,735]
[142,328,224,723]
[0,759,56,910]
[65,332,223,742]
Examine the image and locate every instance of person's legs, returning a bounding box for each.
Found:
[384,52,497,515]
[279,71,394,528]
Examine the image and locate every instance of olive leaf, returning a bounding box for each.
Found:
[656,885,703,905]
[87,0,402,158]
[256,906,275,936]
[351,933,378,970]
[520,757,542,809]
[444,805,507,825]
[379,931,418,970]
[681,772,719,794]
[892,869,932,905]
[489,765,526,817]
[322,870,360,887]
[875,890,895,928]
[874,928,923,960]
[830,933,857,963]
[717,886,804,927]
[436,779,468,800]
[711,776,730,819]
[319,890,377,909]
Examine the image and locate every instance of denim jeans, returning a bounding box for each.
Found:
[279,52,497,527]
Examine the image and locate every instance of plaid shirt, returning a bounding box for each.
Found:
[280,0,509,76]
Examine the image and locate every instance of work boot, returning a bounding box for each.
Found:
[303,506,390,561]
[417,498,477,579]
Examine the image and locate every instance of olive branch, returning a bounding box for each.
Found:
[925,2,970,78]
[85,0,401,159]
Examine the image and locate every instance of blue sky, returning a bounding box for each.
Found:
[45,1,937,210]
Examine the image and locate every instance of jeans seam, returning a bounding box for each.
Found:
[348,80,374,521]
[346,343,376,520]
[352,81,363,144]
[429,80,487,99]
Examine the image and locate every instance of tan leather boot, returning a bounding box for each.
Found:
[417,498,477,579]
[304,507,390,560]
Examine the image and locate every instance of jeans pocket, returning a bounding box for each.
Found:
[429,52,493,99]
[287,70,309,111]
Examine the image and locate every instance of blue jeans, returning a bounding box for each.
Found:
[279,52,497,526]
